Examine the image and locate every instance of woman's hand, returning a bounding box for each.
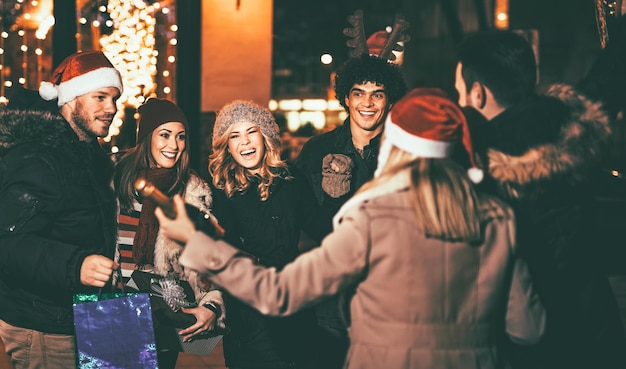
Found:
[177,305,217,342]
[155,194,196,244]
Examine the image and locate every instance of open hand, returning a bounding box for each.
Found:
[178,305,217,342]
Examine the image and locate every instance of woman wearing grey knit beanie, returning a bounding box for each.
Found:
[207,99,336,369]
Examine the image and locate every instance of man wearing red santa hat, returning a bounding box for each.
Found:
[0,50,123,369]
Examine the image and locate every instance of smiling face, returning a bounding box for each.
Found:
[227,121,266,174]
[64,87,120,141]
[345,82,389,133]
[150,122,186,168]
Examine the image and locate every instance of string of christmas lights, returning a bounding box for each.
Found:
[0,0,177,149]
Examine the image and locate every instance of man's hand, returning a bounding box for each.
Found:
[155,194,196,244]
[80,255,117,287]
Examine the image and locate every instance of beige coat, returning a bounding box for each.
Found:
[180,189,545,369]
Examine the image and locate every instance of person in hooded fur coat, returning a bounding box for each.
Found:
[454,26,626,369]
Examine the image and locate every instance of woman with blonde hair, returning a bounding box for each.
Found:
[206,100,333,369]
[156,89,546,369]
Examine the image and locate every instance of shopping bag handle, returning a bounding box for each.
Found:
[97,267,125,301]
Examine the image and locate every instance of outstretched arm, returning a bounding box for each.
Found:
[154,195,196,244]
[156,196,370,318]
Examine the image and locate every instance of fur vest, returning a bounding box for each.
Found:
[153,174,214,303]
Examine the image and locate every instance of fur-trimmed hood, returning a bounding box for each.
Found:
[487,84,611,198]
[0,108,70,156]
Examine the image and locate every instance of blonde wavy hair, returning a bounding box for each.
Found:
[208,125,289,201]
[360,145,482,242]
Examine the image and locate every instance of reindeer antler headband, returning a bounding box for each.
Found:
[343,9,411,61]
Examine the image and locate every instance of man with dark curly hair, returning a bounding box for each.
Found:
[295,52,407,369]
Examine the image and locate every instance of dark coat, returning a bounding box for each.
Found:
[210,166,331,369]
[295,120,380,333]
[468,85,626,369]
[0,108,117,335]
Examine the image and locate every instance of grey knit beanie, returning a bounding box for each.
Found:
[213,100,280,145]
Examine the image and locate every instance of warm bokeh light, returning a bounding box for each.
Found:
[100,0,172,141]
[494,0,509,29]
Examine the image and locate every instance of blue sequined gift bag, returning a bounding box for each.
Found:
[73,291,158,369]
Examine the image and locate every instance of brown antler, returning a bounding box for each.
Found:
[378,13,411,61]
[343,9,368,58]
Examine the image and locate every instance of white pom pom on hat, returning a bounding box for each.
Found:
[38,81,58,100]
[38,50,123,106]
[467,167,484,184]
[374,87,484,183]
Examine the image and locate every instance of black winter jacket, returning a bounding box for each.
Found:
[210,166,332,369]
[467,86,626,369]
[0,108,117,335]
[295,121,380,333]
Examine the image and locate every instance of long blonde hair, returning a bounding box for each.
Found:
[208,125,288,201]
[360,145,481,242]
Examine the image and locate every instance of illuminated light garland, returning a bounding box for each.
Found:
[0,0,175,115]
[100,0,159,142]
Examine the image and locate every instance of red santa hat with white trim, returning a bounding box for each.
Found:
[39,50,123,106]
[375,87,484,183]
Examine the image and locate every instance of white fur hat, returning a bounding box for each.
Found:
[39,50,123,106]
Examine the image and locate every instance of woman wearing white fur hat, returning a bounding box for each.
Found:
[155,89,546,369]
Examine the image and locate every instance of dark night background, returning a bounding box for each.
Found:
[272,0,626,275]
[271,0,605,99]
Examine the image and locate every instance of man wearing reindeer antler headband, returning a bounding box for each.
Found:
[295,9,409,369]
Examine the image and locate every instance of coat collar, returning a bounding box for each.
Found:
[333,169,410,229]
[0,108,71,155]
[487,84,611,198]
[333,117,383,156]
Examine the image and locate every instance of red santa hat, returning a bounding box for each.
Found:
[39,50,123,106]
[376,87,484,183]
[366,30,389,57]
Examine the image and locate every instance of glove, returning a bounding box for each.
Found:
[322,153,353,198]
